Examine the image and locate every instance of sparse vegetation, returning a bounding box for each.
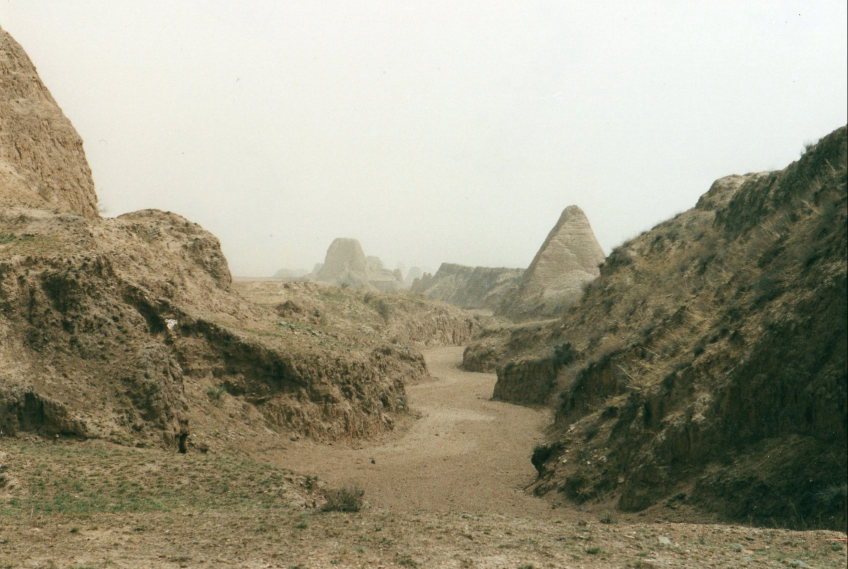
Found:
[0,441,311,516]
[206,384,226,399]
[396,555,419,567]
[322,484,365,513]
[0,439,844,568]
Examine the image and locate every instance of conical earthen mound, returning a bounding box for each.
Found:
[499,205,605,319]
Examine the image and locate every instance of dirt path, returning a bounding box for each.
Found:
[278,346,556,517]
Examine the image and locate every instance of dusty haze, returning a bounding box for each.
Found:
[2,1,846,275]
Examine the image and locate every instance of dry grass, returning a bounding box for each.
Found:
[0,439,845,568]
[0,439,314,516]
[322,484,365,512]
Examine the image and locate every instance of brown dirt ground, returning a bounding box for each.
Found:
[275,346,553,517]
[1,348,845,568]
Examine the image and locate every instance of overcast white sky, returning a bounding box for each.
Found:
[3,1,846,276]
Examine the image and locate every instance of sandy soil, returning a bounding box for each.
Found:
[277,346,553,517]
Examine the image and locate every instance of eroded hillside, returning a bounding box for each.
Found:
[0,25,433,449]
[469,126,848,529]
[235,279,484,347]
[0,207,433,446]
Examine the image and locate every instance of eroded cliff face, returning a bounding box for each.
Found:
[0,27,98,218]
[411,263,524,311]
[0,29,426,449]
[485,127,847,529]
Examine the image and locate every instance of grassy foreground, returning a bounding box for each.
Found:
[0,439,845,569]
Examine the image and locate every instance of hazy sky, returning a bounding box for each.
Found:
[3,1,846,276]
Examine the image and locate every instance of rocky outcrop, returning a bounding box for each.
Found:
[498,206,604,320]
[411,263,523,310]
[0,27,98,218]
[315,238,371,288]
[312,238,403,291]
[0,207,429,446]
[490,127,848,530]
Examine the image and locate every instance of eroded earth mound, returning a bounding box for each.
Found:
[498,205,605,320]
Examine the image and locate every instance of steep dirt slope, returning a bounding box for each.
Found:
[0,27,98,217]
[461,318,559,376]
[411,262,523,310]
[476,126,847,529]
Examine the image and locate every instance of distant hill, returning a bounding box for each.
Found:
[411,263,524,311]
[271,267,308,279]
[310,237,404,292]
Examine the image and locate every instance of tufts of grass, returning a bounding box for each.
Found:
[0,441,307,516]
[206,384,226,399]
[599,511,616,524]
[322,484,365,512]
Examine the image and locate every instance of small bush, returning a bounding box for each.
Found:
[322,484,365,512]
[375,299,391,320]
[206,385,225,400]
